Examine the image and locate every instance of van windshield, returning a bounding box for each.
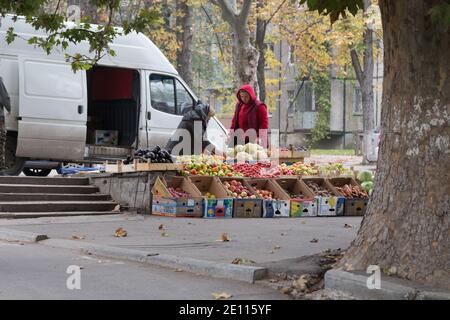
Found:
[207,117,228,153]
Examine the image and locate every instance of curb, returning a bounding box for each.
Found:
[325,269,450,300]
[0,228,48,243]
[41,238,267,283]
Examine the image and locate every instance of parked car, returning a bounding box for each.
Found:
[0,15,227,176]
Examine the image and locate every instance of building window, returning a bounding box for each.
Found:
[353,87,363,115]
[287,90,295,116]
[289,45,295,64]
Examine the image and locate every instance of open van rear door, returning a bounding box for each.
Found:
[16,56,87,160]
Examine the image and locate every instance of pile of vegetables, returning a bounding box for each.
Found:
[125,146,173,164]
[357,171,375,195]
[305,181,334,197]
[336,184,368,198]
[226,143,269,162]
[232,162,286,178]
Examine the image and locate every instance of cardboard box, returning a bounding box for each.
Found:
[274,177,318,217]
[151,176,203,217]
[344,198,368,216]
[95,130,119,146]
[188,176,233,218]
[328,177,369,216]
[219,177,262,218]
[246,179,291,218]
[301,177,344,216]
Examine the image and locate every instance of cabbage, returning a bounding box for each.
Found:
[357,171,374,182]
[361,181,374,192]
[235,145,245,153]
[226,148,235,158]
[245,143,259,155]
[236,152,247,163]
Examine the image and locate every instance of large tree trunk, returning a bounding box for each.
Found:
[176,0,193,88]
[213,0,259,94]
[340,0,450,289]
[255,0,267,102]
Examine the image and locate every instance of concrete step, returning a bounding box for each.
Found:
[0,176,90,186]
[0,184,99,194]
[0,193,111,202]
[0,211,122,219]
[0,201,118,213]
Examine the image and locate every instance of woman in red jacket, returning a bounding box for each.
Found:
[229,84,269,148]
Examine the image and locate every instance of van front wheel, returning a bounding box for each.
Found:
[23,168,52,177]
[2,134,25,176]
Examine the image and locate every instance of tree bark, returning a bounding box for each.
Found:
[256,10,267,102]
[213,0,259,94]
[350,0,375,164]
[176,0,193,88]
[340,0,450,289]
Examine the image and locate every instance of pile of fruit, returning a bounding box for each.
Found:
[286,190,307,199]
[204,192,216,200]
[178,155,236,177]
[253,187,275,200]
[336,184,368,198]
[305,181,334,197]
[281,163,318,176]
[232,163,284,178]
[168,187,191,198]
[226,143,269,162]
[124,146,173,164]
[319,163,352,176]
[222,180,257,199]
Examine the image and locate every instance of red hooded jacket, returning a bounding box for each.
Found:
[230,84,269,146]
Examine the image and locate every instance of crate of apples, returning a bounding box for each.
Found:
[168,187,191,198]
[253,187,275,200]
[222,180,257,199]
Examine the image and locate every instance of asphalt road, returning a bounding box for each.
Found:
[0,241,288,300]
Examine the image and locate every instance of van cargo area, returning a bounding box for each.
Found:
[86,67,140,159]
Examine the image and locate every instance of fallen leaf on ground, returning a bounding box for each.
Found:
[432,241,439,248]
[269,279,279,283]
[301,220,306,224]
[273,245,281,250]
[158,224,165,230]
[71,235,85,240]
[344,224,353,228]
[212,292,232,300]
[292,275,308,291]
[175,269,183,272]
[161,232,169,237]
[281,233,287,236]
[217,233,230,242]
[114,227,127,237]
[231,257,256,265]
[310,238,319,243]
[280,287,292,294]
[112,205,121,213]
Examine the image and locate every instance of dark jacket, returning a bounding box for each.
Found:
[0,77,11,118]
[165,101,213,155]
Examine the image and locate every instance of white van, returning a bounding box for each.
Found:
[0,15,227,176]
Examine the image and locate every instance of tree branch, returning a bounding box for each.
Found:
[239,0,253,21]
[212,0,237,25]
[265,0,288,26]
[350,49,363,85]
[200,5,225,59]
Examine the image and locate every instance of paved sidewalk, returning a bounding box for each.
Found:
[1,214,362,265]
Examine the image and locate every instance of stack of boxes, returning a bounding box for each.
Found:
[150,175,367,219]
